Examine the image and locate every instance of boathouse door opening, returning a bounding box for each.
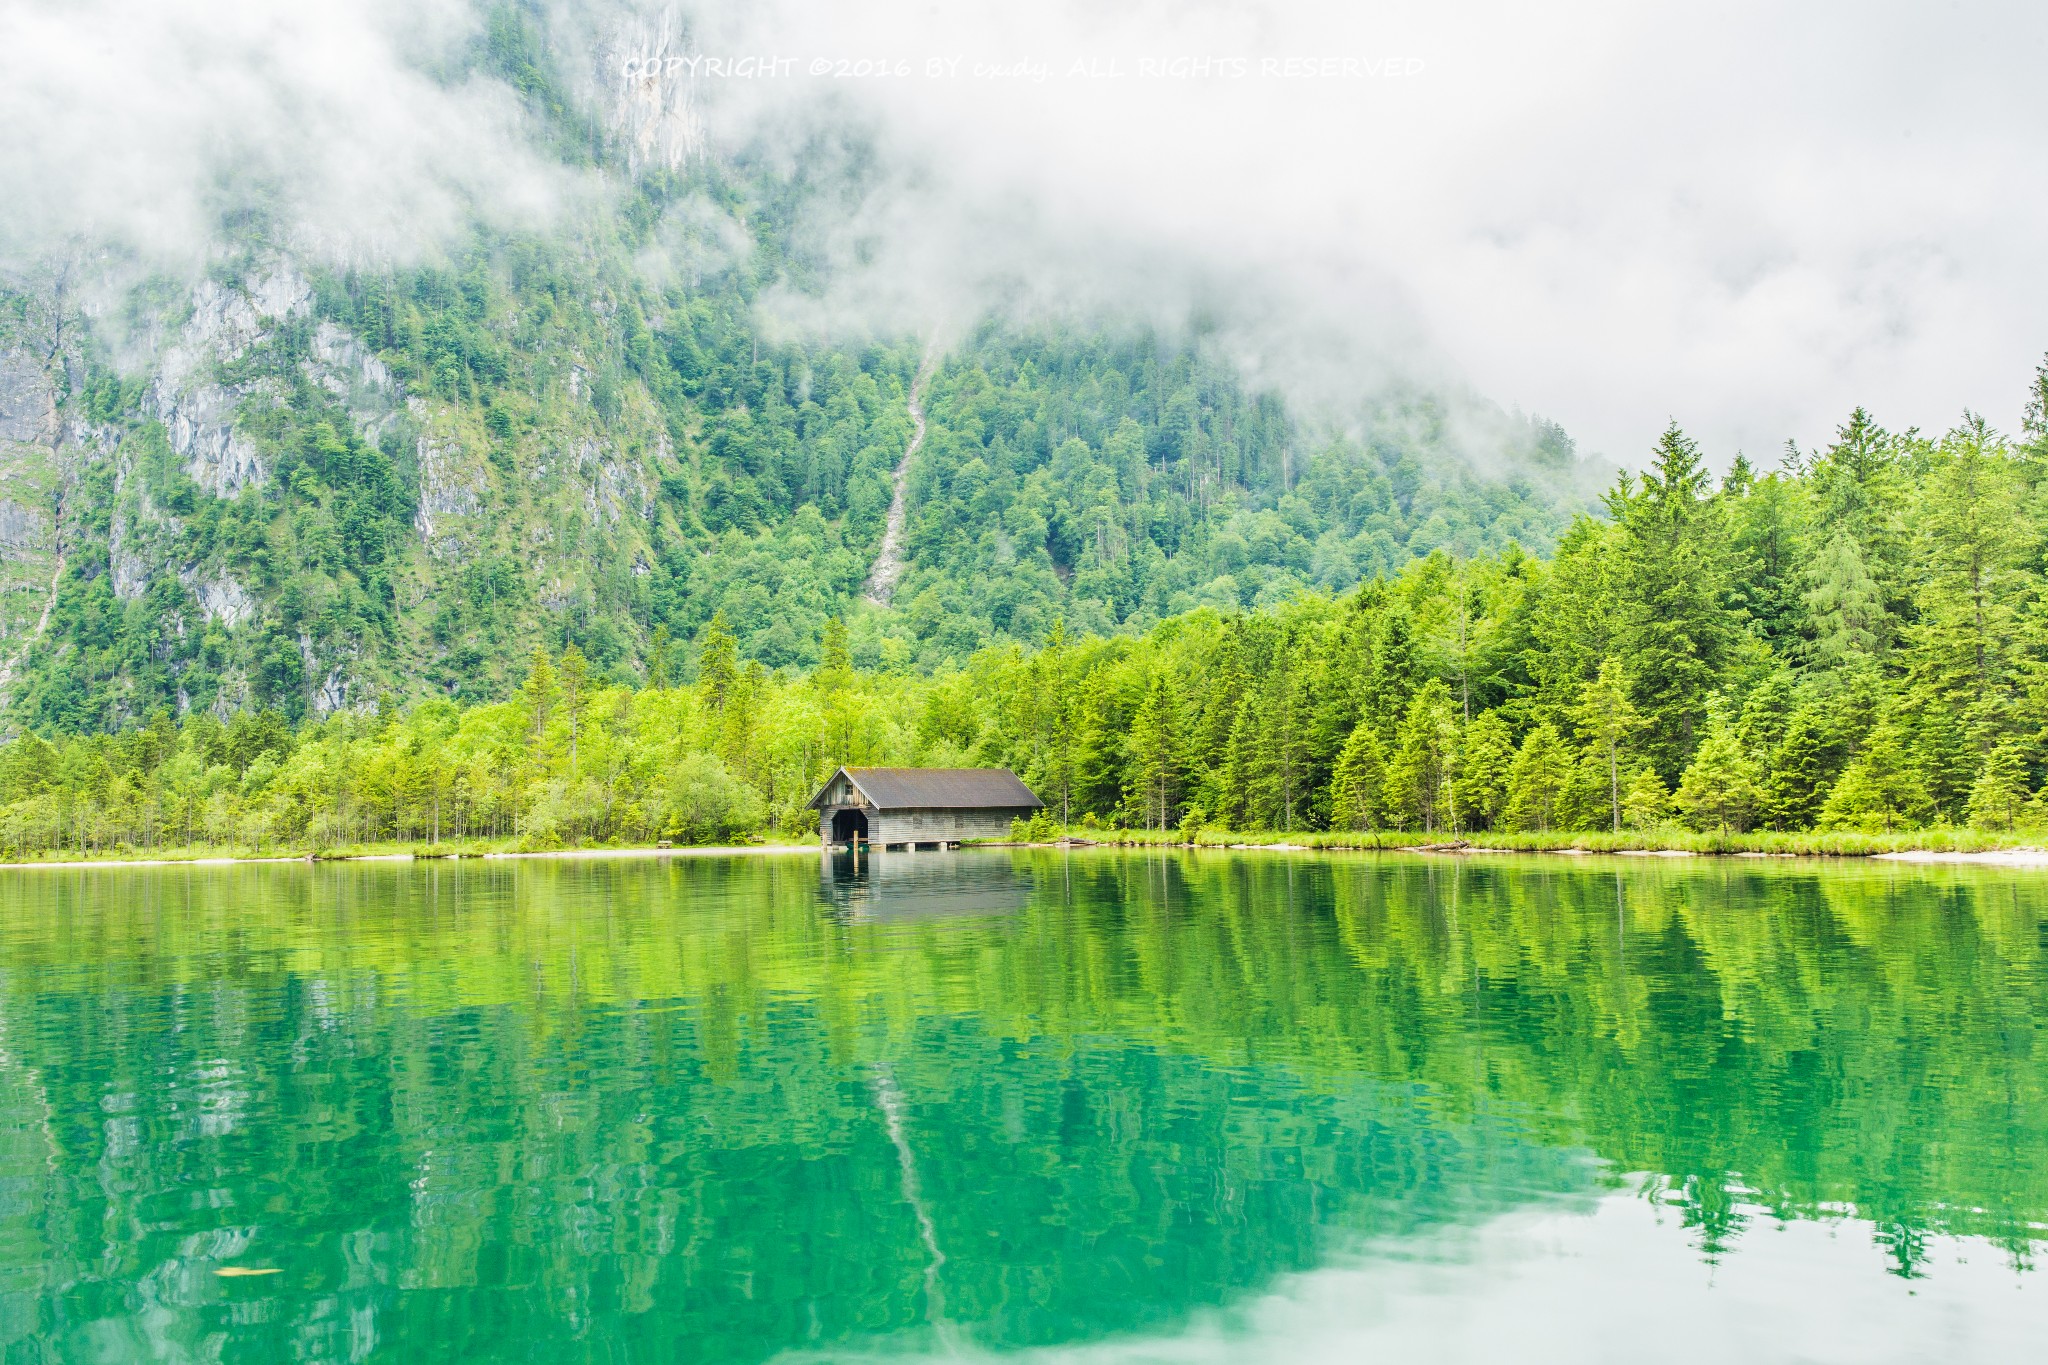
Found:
[832,808,869,844]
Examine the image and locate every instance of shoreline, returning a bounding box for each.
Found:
[1003,829,2048,863]
[993,834,2048,866]
[0,844,823,872]
[1869,848,2048,866]
[9,839,2048,871]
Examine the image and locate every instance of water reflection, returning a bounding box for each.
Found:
[820,848,1034,922]
[0,851,2041,1363]
[856,1194,2039,1364]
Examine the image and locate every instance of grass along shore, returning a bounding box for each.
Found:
[0,835,822,869]
[9,825,2048,867]
[1016,824,2048,859]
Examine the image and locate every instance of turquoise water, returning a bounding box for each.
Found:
[0,850,2042,1361]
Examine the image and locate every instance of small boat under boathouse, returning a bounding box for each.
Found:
[806,766,1043,850]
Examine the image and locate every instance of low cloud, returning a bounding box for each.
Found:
[0,0,582,276]
[6,0,2040,471]
[657,0,2048,464]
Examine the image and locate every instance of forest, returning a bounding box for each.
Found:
[2,148,1594,732]
[4,373,2048,857]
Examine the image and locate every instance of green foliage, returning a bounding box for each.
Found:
[697,611,739,710]
[1757,701,1838,831]
[1622,764,1672,830]
[1675,701,1761,833]
[1572,657,1644,832]
[1389,680,1462,834]
[879,327,1592,662]
[1608,424,1741,778]
[1505,723,1573,833]
[10,141,1601,732]
[1124,673,1188,831]
[1453,710,1514,829]
[31,18,2041,860]
[661,751,762,842]
[1819,713,1926,833]
[1328,722,1390,833]
[1967,741,2030,831]
[14,348,2048,847]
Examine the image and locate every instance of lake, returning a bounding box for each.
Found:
[0,850,2042,1362]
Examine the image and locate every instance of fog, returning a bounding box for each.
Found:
[670,0,2048,463]
[0,0,593,275]
[6,0,2042,467]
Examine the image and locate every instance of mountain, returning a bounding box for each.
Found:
[0,8,1601,735]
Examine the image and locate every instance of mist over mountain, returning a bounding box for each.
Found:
[16,0,2031,731]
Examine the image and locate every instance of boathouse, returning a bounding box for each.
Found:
[807,767,1043,850]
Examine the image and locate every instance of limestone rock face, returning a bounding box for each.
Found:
[194,575,257,628]
[578,436,646,526]
[0,499,44,554]
[598,16,708,174]
[309,320,400,445]
[145,263,314,497]
[314,668,349,716]
[151,377,267,497]
[0,343,65,685]
[0,349,57,445]
[109,507,150,602]
[0,226,683,721]
[414,433,485,554]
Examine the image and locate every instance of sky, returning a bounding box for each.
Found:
[4,0,2043,468]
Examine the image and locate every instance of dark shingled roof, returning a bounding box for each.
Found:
[807,766,1043,811]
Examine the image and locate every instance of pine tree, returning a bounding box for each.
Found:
[720,660,765,780]
[1903,416,2023,743]
[819,616,852,688]
[1966,741,2030,831]
[1734,671,1798,778]
[1192,627,1249,820]
[1610,424,1736,778]
[1328,723,1390,833]
[1389,680,1460,834]
[1560,752,1617,832]
[1071,670,1127,819]
[1505,723,1572,832]
[1125,673,1187,831]
[1722,452,1756,496]
[698,611,739,712]
[1819,716,1923,832]
[1809,407,1912,626]
[1038,617,1077,827]
[1725,474,1811,656]
[648,623,674,691]
[1910,704,1976,824]
[1257,642,1314,829]
[1525,518,1619,727]
[1218,696,1258,830]
[1360,605,1420,732]
[1299,632,1353,828]
[1758,704,1834,830]
[1571,657,1644,832]
[558,644,589,772]
[1455,711,1515,830]
[2023,353,2048,461]
[1802,529,1886,671]
[1622,764,1671,829]
[521,647,556,749]
[1674,701,1759,833]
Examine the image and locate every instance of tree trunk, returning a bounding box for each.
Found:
[1609,745,1621,833]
